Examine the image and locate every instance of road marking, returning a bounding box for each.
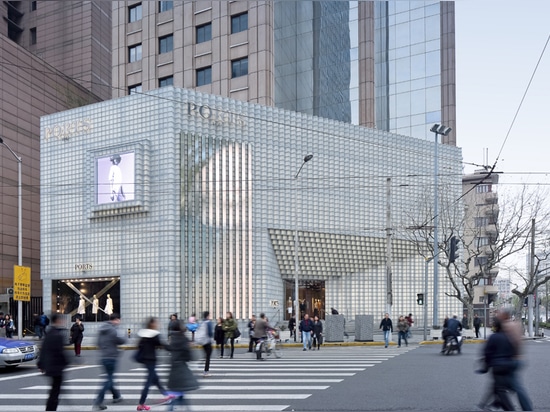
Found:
[0,365,98,382]
[25,385,330,391]
[68,378,343,383]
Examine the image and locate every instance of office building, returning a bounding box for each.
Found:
[112,1,456,143]
[41,87,463,330]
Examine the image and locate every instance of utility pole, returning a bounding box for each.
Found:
[528,218,535,337]
[385,178,392,314]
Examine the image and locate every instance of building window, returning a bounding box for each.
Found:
[231,57,248,78]
[476,237,489,247]
[196,67,212,86]
[196,23,212,44]
[159,35,173,54]
[31,1,37,11]
[129,84,142,95]
[231,12,248,34]
[476,184,491,193]
[30,28,37,45]
[159,76,173,87]
[159,1,173,12]
[129,44,142,62]
[474,217,489,227]
[129,4,142,23]
[475,256,488,267]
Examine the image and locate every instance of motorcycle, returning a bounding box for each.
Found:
[442,334,462,355]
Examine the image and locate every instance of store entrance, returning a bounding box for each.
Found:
[284,280,325,320]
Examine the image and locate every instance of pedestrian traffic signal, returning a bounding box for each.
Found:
[416,293,424,305]
[449,236,460,263]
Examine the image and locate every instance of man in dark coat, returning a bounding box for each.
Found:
[473,314,482,338]
[37,314,69,411]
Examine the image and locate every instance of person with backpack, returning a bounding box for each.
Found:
[40,312,50,336]
[194,311,213,377]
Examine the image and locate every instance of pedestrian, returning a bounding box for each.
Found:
[194,311,213,377]
[186,313,197,342]
[92,313,127,411]
[167,313,178,342]
[474,314,482,338]
[164,320,199,411]
[379,313,393,348]
[70,316,84,357]
[300,313,313,351]
[222,311,238,359]
[0,312,5,337]
[247,314,256,352]
[37,314,69,411]
[405,313,414,338]
[462,314,469,330]
[288,314,296,342]
[136,317,174,411]
[397,315,409,348]
[497,308,533,411]
[33,313,43,340]
[41,312,50,335]
[479,317,516,411]
[311,315,323,350]
[4,314,15,338]
[253,313,268,360]
[214,317,225,358]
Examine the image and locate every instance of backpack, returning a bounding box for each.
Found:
[40,314,49,326]
[195,321,210,345]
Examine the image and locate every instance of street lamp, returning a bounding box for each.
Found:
[0,137,23,339]
[430,124,451,328]
[294,154,313,326]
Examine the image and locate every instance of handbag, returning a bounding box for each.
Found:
[234,327,241,338]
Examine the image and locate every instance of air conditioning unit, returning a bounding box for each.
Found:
[6,288,14,295]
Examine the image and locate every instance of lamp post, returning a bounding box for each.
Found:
[429,124,451,328]
[294,154,313,327]
[0,138,23,339]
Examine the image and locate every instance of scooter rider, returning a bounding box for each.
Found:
[441,314,462,352]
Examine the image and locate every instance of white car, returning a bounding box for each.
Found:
[0,338,39,367]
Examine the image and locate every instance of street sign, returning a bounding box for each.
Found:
[270,300,279,308]
[13,266,31,301]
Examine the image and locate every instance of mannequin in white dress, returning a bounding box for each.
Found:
[104,294,113,315]
[78,296,86,315]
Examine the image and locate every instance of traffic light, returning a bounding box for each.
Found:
[416,293,424,305]
[449,236,460,263]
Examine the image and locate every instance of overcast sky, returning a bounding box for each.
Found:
[455,0,550,187]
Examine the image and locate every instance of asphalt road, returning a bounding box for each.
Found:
[0,339,548,411]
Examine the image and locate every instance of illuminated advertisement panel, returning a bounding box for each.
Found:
[96,152,135,204]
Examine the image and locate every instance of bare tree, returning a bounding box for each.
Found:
[402,182,550,327]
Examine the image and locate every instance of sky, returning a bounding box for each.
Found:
[455,0,550,187]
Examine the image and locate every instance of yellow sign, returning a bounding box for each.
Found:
[13,266,31,302]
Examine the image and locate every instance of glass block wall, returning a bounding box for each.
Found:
[41,86,463,331]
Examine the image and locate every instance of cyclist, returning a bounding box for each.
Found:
[253,313,268,361]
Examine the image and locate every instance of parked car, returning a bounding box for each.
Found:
[0,338,39,367]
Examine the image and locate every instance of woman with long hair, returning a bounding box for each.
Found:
[136,317,173,411]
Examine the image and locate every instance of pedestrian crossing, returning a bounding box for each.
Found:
[6,346,416,411]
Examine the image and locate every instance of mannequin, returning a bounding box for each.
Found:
[92,295,99,321]
[77,296,86,315]
[92,295,99,314]
[104,294,113,315]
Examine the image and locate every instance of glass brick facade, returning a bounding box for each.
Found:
[41,87,462,332]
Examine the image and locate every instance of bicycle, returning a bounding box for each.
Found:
[256,329,283,358]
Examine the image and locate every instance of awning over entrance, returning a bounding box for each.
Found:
[268,228,416,279]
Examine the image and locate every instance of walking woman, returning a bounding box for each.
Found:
[222,312,238,359]
[164,320,199,411]
[136,317,173,411]
[70,316,84,356]
[214,317,225,358]
[312,315,323,350]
